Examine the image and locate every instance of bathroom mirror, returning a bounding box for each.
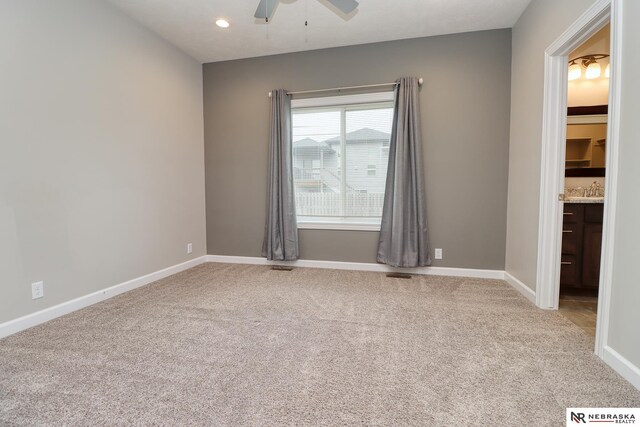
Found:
[565,105,607,177]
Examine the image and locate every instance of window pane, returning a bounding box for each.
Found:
[292,110,342,217]
[292,102,393,224]
[344,108,393,217]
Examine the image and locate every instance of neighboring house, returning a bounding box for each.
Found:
[292,138,338,193]
[293,128,390,194]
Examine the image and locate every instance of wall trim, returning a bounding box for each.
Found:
[0,254,535,341]
[504,272,537,304]
[206,254,505,279]
[603,346,640,391]
[3,253,635,389]
[0,256,208,340]
[536,0,612,311]
[595,0,622,361]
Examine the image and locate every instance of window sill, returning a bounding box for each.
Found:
[297,222,381,231]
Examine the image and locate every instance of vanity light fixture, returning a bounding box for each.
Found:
[567,54,609,81]
[568,63,582,81]
[216,18,230,28]
[585,62,601,79]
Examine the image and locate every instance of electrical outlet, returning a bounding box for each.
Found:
[31,281,44,300]
[187,243,193,254]
[434,248,443,260]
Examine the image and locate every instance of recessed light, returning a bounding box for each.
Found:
[216,19,230,29]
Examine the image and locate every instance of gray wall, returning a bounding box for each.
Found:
[608,0,640,369]
[203,29,512,269]
[505,0,598,290]
[0,0,206,324]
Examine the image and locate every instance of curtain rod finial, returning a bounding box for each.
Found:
[418,78,424,86]
[268,91,272,98]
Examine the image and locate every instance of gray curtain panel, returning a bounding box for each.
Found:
[377,77,431,268]
[262,89,299,261]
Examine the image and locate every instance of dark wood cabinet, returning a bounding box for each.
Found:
[582,222,603,288]
[560,203,603,296]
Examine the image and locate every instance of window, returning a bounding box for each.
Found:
[291,92,394,230]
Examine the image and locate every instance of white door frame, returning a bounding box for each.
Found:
[536,0,622,358]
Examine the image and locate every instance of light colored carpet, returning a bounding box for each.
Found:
[1,263,638,426]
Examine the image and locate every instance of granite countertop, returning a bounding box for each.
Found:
[565,197,604,204]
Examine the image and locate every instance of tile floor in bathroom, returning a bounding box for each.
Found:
[559,294,598,338]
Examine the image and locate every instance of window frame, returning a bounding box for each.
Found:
[291,92,394,231]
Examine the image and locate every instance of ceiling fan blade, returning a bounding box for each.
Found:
[254,0,279,19]
[324,0,359,14]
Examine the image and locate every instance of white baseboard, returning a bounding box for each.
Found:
[206,255,505,280]
[0,256,208,340]
[603,346,640,391]
[4,253,635,391]
[504,272,537,304]
[0,255,519,341]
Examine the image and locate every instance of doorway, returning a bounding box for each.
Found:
[557,24,610,337]
[559,113,607,338]
[536,0,622,358]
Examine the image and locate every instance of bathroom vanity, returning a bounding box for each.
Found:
[560,199,604,296]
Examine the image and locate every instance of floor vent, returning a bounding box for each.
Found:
[386,272,412,279]
[271,265,294,271]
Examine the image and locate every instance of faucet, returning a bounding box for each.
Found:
[587,181,601,197]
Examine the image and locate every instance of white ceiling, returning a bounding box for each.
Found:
[107,0,532,63]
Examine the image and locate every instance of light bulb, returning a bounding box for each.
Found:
[585,62,601,79]
[568,63,582,81]
[605,63,610,78]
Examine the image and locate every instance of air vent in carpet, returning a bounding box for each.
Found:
[271,265,294,271]
[386,272,412,279]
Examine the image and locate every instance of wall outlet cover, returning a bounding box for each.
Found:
[435,248,443,260]
[187,243,193,254]
[31,281,44,300]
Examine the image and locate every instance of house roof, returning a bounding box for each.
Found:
[293,138,335,152]
[325,128,391,145]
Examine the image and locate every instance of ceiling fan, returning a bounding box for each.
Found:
[254,0,359,22]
